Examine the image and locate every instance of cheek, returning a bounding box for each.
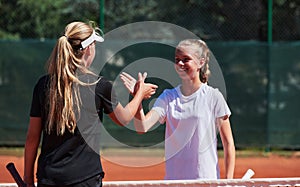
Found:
[174,63,181,71]
[193,60,201,68]
[91,49,96,58]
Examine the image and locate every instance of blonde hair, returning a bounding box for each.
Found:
[176,39,211,83]
[46,21,100,135]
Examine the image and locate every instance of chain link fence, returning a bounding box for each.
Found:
[1,0,300,41]
[0,0,300,148]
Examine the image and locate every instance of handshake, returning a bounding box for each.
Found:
[120,72,158,99]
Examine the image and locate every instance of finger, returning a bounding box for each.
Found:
[122,72,136,81]
[120,75,127,82]
[120,75,131,83]
[146,91,156,99]
[146,83,158,89]
[142,72,147,81]
[120,74,129,82]
[123,83,132,91]
[120,77,131,86]
[120,74,136,85]
[138,72,143,82]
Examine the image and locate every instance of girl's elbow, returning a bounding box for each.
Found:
[117,116,132,126]
[228,143,236,154]
[227,141,235,149]
[137,130,146,134]
[141,126,149,133]
[122,119,131,126]
[223,141,235,152]
[134,123,148,134]
[117,121,130,127]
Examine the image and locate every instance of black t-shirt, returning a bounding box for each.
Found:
[30,74,118,185]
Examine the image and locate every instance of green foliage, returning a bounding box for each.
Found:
[0,30,19,40]
[61,0,99,26]
[0,0,300,40]
[17,0,66,38]
[0,0,99,39]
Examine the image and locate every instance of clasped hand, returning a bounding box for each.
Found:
[120,72,157,99]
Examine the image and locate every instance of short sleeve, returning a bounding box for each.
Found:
[30,76,49,117]
[213,89,231,119]
[152,90,169,124]
[95,78,119,114]
[30,84,42,117]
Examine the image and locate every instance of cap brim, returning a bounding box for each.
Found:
[94,34,104,42]
[81,30,104,49]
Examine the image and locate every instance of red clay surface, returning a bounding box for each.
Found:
[1,153,300,183]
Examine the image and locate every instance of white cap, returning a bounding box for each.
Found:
[81,30,104,49]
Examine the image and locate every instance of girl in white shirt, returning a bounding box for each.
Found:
[121,39,235,180]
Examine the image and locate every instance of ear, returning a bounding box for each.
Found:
[85,45,91,56]
[199,57,205,66]
[197,57,205,70]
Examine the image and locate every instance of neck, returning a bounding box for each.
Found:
[180,79,202,96]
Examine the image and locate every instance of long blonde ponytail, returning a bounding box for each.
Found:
[46,21,99,135]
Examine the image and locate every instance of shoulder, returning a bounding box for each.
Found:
[202,84,224,98]
[95,76,114,93]
[34,74,50,89]
[159,87,178,99]
[97,76,112,85]
[37,74,49,83]
[162,87,177,94]
[200,84,228,107]
[96,76,112,87]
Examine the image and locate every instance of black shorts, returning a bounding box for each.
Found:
[38,173,104,187]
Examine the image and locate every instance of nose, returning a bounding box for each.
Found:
[177,60,184,66]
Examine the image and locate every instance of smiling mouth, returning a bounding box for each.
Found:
[178,69,189,75]
[178,65,188,72]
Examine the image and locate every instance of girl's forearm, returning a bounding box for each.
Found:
[224,143,235,179]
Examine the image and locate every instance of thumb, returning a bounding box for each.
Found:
[143,72,148,81]
[138,72,143,82]
[142,72,147,81]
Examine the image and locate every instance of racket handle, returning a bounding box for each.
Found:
[242,168,255,180]
[6,162,27,187]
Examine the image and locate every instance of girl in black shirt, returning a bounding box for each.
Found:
[24,21,157,187]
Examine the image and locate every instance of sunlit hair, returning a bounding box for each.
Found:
[176,39,211,83]
[46,21,101,135]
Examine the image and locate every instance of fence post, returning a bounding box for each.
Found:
[266,0,273,152]
[99,0,105,31]
[268,0,273,44]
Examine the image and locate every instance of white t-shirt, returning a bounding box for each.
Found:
[152,84,231,180]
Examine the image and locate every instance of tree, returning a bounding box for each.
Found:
[0,0,299,40]
[0,0,99,39]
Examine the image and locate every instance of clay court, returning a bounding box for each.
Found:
[1,149,300,183]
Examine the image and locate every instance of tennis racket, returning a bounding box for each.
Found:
[6,162,26,187]
[242,168,255,179]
